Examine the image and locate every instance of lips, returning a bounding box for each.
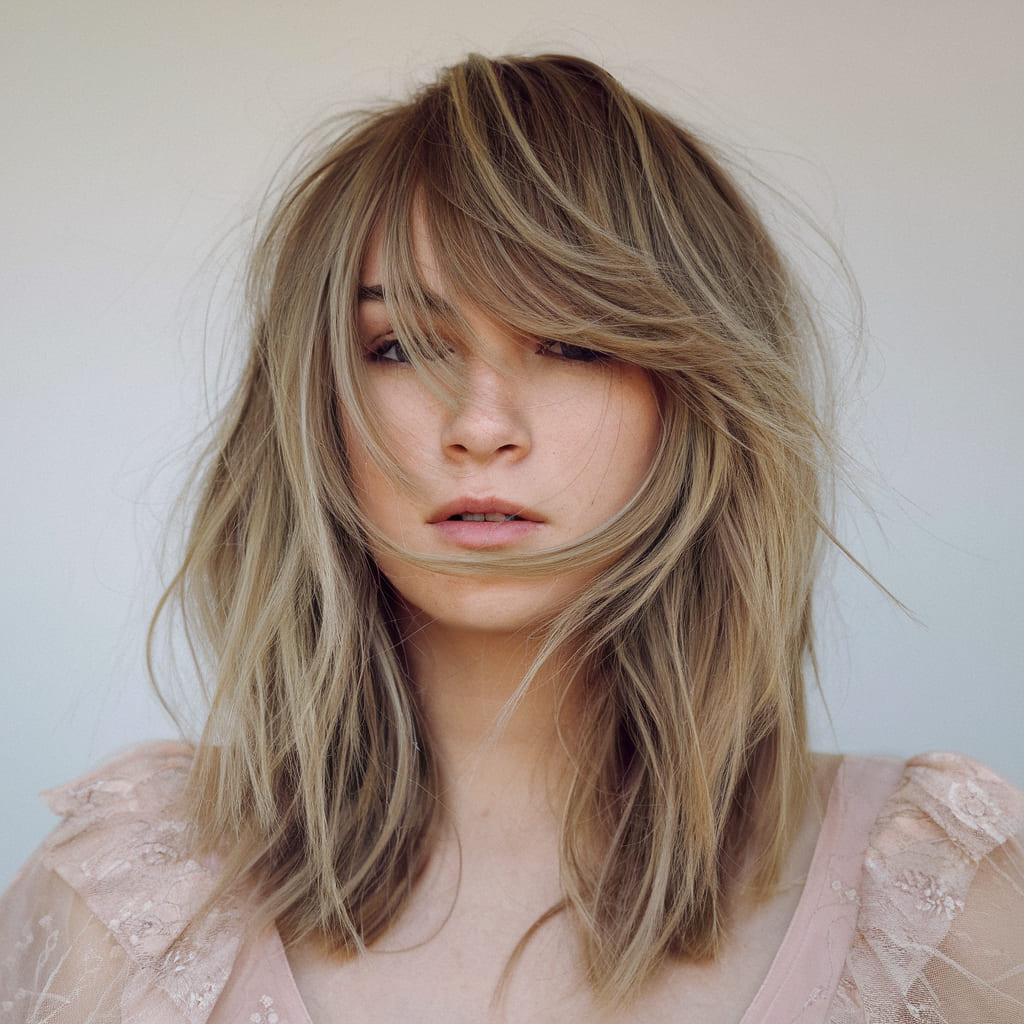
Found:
[428,497,543,549]
[450,512,522,522]
[428,497,542,524]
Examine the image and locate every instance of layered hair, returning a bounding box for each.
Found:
[156,53,835,1003]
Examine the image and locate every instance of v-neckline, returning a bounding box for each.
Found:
[254,755,902,1024]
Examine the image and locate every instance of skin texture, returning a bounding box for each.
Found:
[343,222,662,835]
[288,224,838,1022]
[346,224,662,643]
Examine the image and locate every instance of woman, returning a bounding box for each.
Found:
[2,53,1022,1022]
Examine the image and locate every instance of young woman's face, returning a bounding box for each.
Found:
[344,225,662,637]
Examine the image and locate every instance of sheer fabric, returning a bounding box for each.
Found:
[2,742,1023,1022]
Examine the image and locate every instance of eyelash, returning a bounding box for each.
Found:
[368,337,409,362]
[535,340,606,363]
[368,337,606,364]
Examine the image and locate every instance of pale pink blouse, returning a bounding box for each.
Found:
[2,741,1023,1022]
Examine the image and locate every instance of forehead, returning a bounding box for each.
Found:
[358,209,443,292]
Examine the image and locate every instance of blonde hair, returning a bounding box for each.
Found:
[155,53,834,1003]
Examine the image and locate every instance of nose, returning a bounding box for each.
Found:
[440,357,531,463]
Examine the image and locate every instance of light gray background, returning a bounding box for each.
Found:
[3,1,1022,886]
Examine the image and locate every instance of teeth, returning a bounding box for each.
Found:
[451,512,521,522]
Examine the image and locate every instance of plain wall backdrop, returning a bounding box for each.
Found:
[3,0,1022,885]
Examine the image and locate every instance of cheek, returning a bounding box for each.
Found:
[347,378,444,482]
[340,415,401,537]
[341,386,429,510]
[602,370,662,495]
[342,438,411,593]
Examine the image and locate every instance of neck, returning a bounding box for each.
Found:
[401,615,581,833]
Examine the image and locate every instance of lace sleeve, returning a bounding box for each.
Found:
[1,846,128,1023]
[1,743,250,1023]
[833,752,1024,1022]
[920,830,1024,1019]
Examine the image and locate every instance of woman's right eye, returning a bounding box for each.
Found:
[535,339,607,363]
[369,337,409,363]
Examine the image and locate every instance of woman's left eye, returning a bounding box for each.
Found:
[369,337,409,363]
[535,340,606,363]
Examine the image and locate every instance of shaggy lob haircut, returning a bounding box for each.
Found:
[159,53,834,1003]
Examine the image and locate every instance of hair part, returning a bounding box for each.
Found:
[153,52,835,1005]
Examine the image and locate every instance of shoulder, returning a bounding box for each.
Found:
[872,751,1024,849]
[834,751,1024,1021]
[38,740,206,958]
[1,741,252,1023]
[40,738,196,858]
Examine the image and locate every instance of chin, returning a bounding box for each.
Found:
[392,571,590,641]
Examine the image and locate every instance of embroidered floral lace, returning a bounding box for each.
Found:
[2,742,1023,1022]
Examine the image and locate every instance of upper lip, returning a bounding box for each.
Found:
[428,497,543,523]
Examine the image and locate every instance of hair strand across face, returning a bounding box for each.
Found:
[152,52,839,1007]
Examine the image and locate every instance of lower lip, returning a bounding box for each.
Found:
[431,518,543,549]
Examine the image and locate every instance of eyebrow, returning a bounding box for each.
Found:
[357,283,460,320]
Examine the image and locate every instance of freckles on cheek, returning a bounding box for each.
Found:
[339,420,389,523]
[339,422,368,493]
